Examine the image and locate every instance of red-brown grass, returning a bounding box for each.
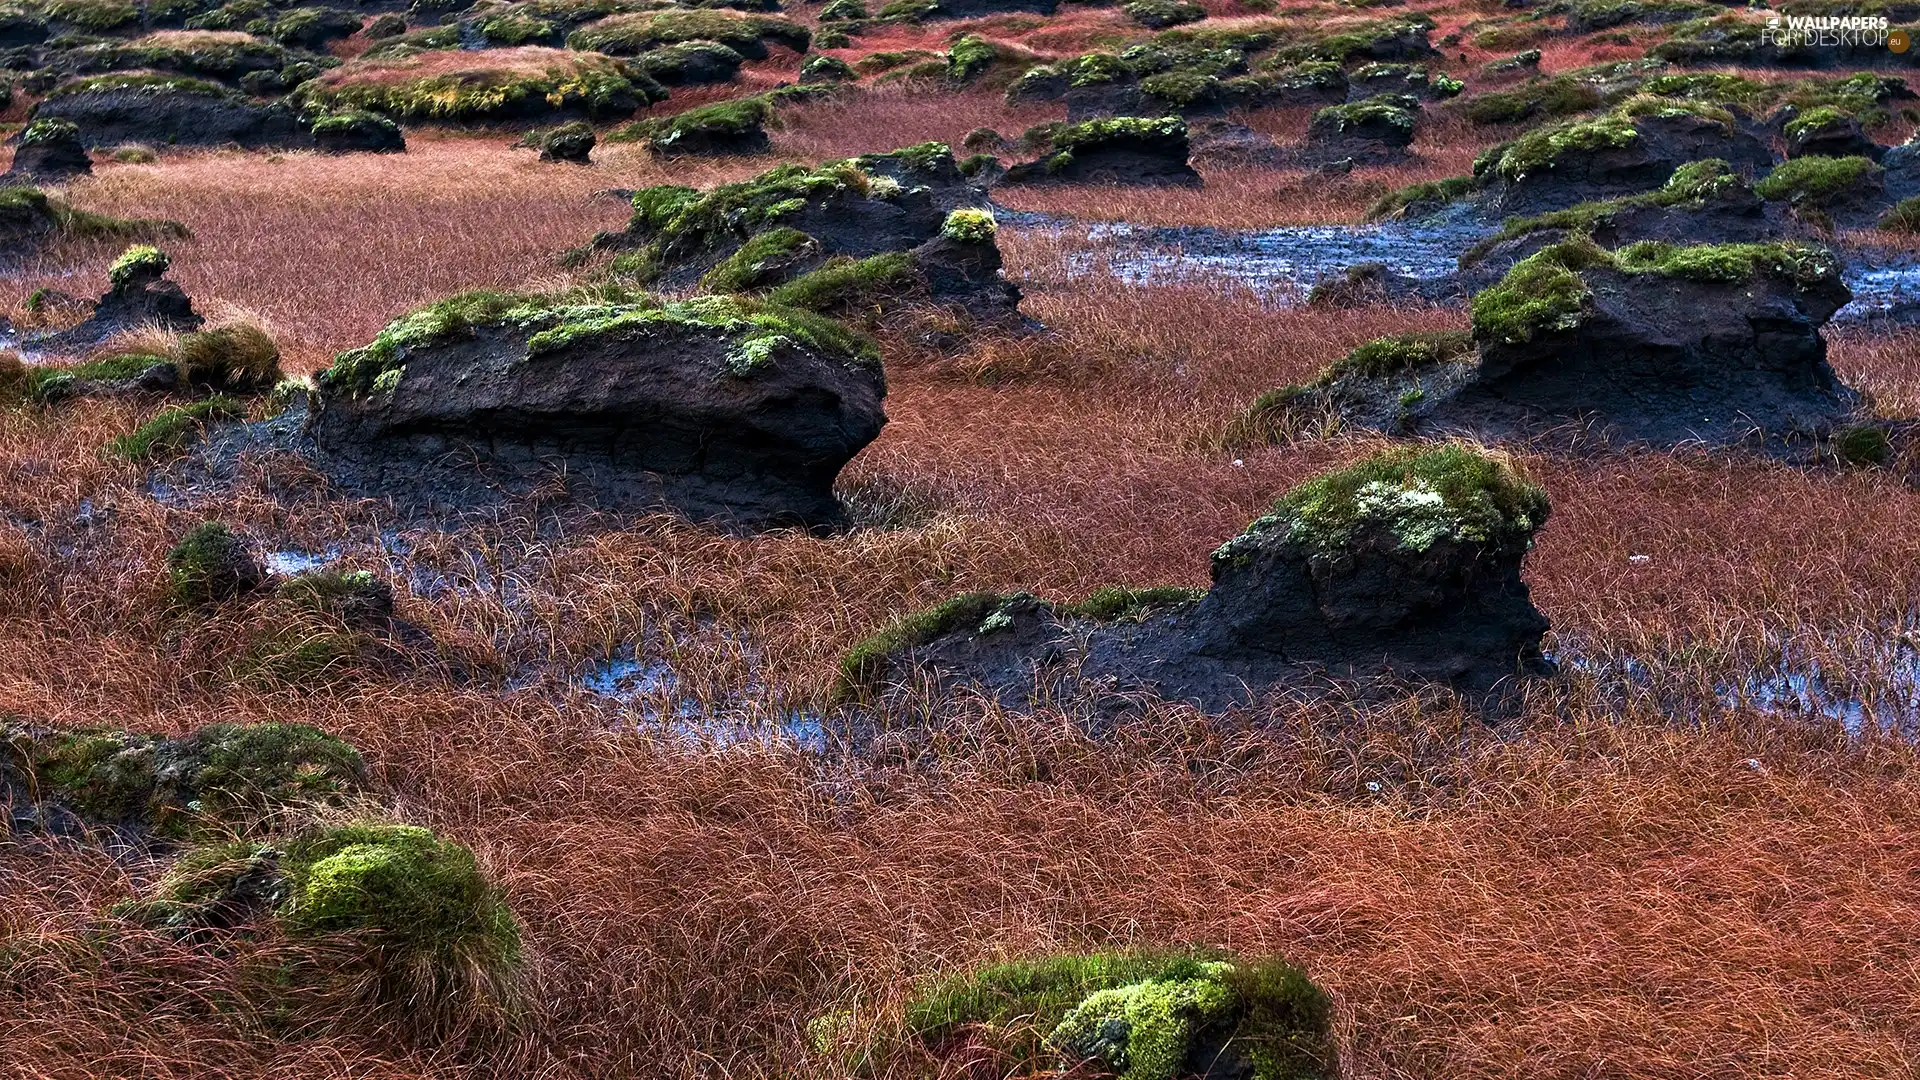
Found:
[8,5,1920,1075]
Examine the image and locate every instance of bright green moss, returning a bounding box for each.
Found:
[1752,155,1880,204]
[902,950,1333,1080]
[18,118,79,146]
[294,53,652,123]
[633,40,745,83]
[187,722,367,821]
[947,33,996,82]
[762,251,917,312]
[1492,113,1638,181]
[476,10,558,45]
[1054,114,1185,150]
[625,95,768,151]
[1322,330,1474,380]
[109,396,243,461]
[107,244,169,288]
[324,289,878,397]
[16,352,159,405]
[1064,585,1203,622]
[1268,14,1435,65]
[699,227,819,292]
[1363,175,1478,221]
[836,591,1033,700]
[1124,0,1205,27]
[1469,238,1605,344]
[1222,444,1548,559]
[1610,239,1840,285]
[940,207,996,244]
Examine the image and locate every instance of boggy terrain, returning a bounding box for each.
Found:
[4,0,1920,1077]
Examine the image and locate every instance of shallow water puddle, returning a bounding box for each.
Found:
[1004,209,1920,321]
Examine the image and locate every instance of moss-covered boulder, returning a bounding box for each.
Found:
[25,243,203,356]
[871,950,1334,1080]
[839,445,1553,712]
[301,289,888,527]
[1,719,364,838]
[1000,116,1200,187]
[2,117,92,183]
[1261,240,1859,453]
[622,96,769,156]
[1457,159,1799,288]
[29,73,308,148]
[518,118,595,162]
[121,822,522,1034]
[1753,154,1888,226]
[583,143,1020,323]
[1782,105,1884,161]
[1301,92,1418,164]
[311,109,406,154]
[292,47,661,124]
[565,8,808,59]
[1481,106,1775,214]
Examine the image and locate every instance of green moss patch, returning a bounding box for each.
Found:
[1221,444,1548,560]
[320,288,879,399]
[1457,158,1746,264]
[1752,155,1881,204]
[1364,175,1479,221]
[1469,238,1605,344]
[836,591,1026,699]
[566,8,808,57]
[6,719,364,837]
[1322,330,1474,381]
[1064,586,1203,622]
[293,49,656,123]
[898,950,1334,1080]
[619,95,767,152]
[109,396,243,462]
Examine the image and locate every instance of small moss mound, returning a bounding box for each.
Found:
[110,395,243,461]
[9,720,365,837]
[1833,423,1892,467]
[1065,586,1203,622]
[108,244,170,288]
[698,226,817,292]
[1229,443,1548,558]
[124,821,523,1030]
[799,54,854,83]
[165,521,265,605]
[294,49,655,123]
[762,251,918,313]
[898,949,1334,1080]
[836,591,1029,700]
[1323,330,1474,380]
[1312,93,1418,137]
[1751,155,1880,204]
[940,207,996,244]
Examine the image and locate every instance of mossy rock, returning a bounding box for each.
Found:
[1753,155,1882,206]
[121,822,523,1032]
[565,7,808,59]
[165,521,267,605]
[4,720,366,837]
[1227,443,1547,559]
[293,48,661,124]
[622,95,769,156]
[886,950,1335,1080]
[1124,0,1205,28]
